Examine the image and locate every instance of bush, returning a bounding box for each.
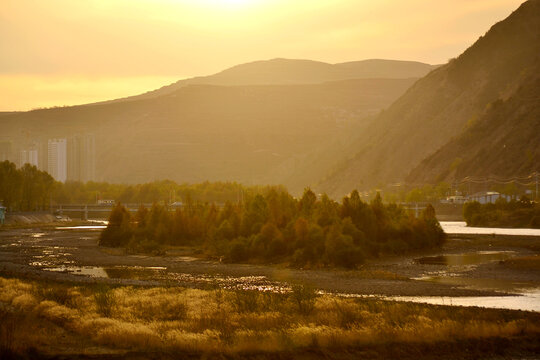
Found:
[232,290,260,313]
[228,238,250,262]
[94,286,116,317]
[290,285,317,315]
[36,285,74,307]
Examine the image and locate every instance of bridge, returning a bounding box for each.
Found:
[52,202,429,221]
[50,203,226,220]
[50,203,176,220]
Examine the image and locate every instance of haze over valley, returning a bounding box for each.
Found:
[1,2,540,359]
[1,59,433,192]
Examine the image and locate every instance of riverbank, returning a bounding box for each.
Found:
[1,219,103,230]
[4,213,59,225]
[2,212,75,228]
[1,226,540,300]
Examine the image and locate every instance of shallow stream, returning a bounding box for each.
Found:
[2,223,540,312]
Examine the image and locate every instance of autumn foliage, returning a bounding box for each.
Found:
[100,188,445,268]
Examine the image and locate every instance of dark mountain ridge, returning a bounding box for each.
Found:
[407,66,540,184]
[317,0,540,196]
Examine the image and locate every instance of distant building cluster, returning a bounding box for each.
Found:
[0,135,96,183]
[443,191,522,205]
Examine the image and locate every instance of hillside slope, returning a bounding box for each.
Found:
[0,78,416,191]
[407,67,540,183]
[318,0,540,196]
[104,58,437,103]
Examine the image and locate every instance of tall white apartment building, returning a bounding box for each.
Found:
[48,138,67,182]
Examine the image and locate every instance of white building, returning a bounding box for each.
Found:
[48,138,67,182]
[19,149,38,168]
[467,191,511,204]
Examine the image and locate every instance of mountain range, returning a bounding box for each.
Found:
[104,59,437,103]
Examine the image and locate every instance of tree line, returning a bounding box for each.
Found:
[53,180,278,205]
[100,188,446,268]
[463,196,540,228]
[0,160,279,211]
[0,161,55,211]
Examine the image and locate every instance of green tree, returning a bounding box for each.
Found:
[99,203,132,247]
[241,194,269,235]
[0,161,21,210]
[298,188,317,218]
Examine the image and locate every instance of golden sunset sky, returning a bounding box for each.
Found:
[0,0,524,111]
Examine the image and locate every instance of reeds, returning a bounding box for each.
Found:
[0,276,539,357]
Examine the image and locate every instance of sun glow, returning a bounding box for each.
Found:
[201,0,263,10]
[221,0,253,5]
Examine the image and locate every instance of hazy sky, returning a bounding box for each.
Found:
[0,0,525,111]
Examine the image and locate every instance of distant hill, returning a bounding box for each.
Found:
[0,78,417,191]
[103,58,437,103]
[317,0,540,196]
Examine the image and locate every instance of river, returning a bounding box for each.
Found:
[441,221,540,236]
[1,222,540,312]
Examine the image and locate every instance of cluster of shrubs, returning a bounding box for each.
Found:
[100,188,446,268]
[464,196,540,228]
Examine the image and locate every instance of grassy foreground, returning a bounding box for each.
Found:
[1,277,540,359]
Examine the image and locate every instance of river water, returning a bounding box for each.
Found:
[441,221,540,236]
[389,290,540,312]
[2,222,540,312]
[58,220,540,236]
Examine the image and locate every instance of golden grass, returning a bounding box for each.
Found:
[0,276,539,358]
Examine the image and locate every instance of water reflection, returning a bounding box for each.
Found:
[441,221,540,236]
[40,265,290,292]
[413,276,537,293]
[388,289,540,312]
[44,266,109,278]
[104,266,167,280]
[55,225,106,230]
[415,251,514,266]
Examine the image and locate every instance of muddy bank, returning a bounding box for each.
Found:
[4,212,70,225]
[2,227,540,300]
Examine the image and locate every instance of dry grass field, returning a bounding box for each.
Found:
[1,276,539,359]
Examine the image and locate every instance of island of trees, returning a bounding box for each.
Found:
[100,188,445,268]
[464,197,540,229]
